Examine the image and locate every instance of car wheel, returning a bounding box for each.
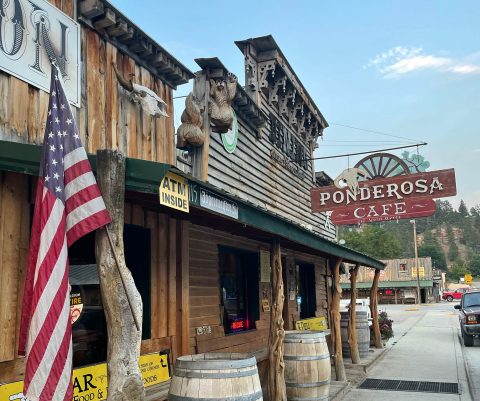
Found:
[463,330,474,347]
[447,296,453,302]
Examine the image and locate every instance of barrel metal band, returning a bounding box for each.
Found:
[175,357,257,370]
[168,390,263,401]
[288,396,329,401]
[286,379,331,388]
[284,354,331,361]
[174,368,258,379]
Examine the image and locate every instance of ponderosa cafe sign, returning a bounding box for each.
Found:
[310,168,456,225]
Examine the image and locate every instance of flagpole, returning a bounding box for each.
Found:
[105,226,142,331]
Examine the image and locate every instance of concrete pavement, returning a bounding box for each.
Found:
[340,303,474,401]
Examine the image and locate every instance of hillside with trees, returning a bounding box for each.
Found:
[338,200,480,281]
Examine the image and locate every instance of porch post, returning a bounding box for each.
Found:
[268,239,287,401]
[331,258,346,381]
[348,264,360,364]
[369,268,383,349]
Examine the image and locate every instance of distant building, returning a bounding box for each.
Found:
[341,257,434,304]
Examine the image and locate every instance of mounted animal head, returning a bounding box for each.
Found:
[334,168,370,192]
[112,63,168,118]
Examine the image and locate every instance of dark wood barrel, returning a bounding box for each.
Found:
[168,353,263,401]
[340,310,370,358]
[284,331,331,401]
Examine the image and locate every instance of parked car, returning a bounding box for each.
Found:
[454,291,480,347]
[442,287,470,302]
[340,298,372,326]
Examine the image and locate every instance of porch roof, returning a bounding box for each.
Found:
[0,140,385,270]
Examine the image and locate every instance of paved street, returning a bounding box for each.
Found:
[342,302,477,401]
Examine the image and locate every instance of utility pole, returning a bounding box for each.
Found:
[411,219,421,304]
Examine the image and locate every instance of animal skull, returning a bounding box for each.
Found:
[112,63,168,118]
[334,168,369,191]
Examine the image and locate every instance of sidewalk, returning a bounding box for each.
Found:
[339,305,472,401]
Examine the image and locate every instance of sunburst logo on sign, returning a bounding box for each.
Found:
[221,110,238,153]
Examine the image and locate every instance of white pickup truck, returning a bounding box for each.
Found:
[340,298,372,326]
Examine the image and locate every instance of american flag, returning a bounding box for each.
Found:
[18,66,111,401]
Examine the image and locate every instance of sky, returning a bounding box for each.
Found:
[112,0,480,209]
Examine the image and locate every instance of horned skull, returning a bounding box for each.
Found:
[112,63,168,118]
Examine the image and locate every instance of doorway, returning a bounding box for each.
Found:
[297,262,316,320]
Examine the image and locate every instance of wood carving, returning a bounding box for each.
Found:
[209,73,237,134]
[112,63,168,118]
[176,92,204,149]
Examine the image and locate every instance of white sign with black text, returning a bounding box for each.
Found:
[0,0,80,106]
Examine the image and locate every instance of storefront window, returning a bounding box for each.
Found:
[219,247,259,334]
[68,225,151,368]
[297,262,316,319]
[399,263,408,273]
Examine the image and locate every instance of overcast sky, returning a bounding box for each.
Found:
[113,0,480,209]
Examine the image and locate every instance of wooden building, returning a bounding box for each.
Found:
[340,257,434,304]
[0,2,384,399]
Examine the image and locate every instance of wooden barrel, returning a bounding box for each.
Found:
[168,353,263,401]
[340,311,370,358]
[284,331,331,401]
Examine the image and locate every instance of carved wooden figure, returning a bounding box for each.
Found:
[209,73,237,133]
[176,92,204,148]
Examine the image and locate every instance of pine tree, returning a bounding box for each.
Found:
[458,200,469,217]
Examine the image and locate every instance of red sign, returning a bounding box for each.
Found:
[311,169,456,213]
[331,198,436,225]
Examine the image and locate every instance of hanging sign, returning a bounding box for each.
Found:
[0,0,81,106]
[70,290,84,324]
[0,353,169,401]
[221,110,238,153]
[331,198,436,225]
[311,168,456,213]
[199,188,238,219]
[411,266,425,278]
[159,172,189,212]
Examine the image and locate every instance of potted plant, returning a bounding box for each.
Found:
[370,310,394,345]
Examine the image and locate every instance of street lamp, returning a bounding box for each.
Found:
[410,219,421,304]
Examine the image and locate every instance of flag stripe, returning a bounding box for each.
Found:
[66,197,109,231]
[64,147,87,170]
[33,199,64,286]
[65,171,97,201]
[64,159,92,185]
[65,185,103,214]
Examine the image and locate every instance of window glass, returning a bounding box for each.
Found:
[463,293,480,308]
[399,263,408,273]
[219,247,259,334]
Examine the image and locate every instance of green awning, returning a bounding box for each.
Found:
[341,280,434,289]
[0,140,385,270]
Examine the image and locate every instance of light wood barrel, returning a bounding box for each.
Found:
[168,353,263,401]
[340,311,370,358]
[284,331,331,401]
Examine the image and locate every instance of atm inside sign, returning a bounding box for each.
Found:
[159,172,189,212]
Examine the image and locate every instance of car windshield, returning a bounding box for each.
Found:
[463,293,480,308]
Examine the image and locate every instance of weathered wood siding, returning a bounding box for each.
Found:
[0,1,176,164]
[207,114,335,240]
[188,223,271,355]
[340,257,433,283]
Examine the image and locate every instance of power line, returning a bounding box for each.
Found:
[330,122,422,143]
[304,142,427,161]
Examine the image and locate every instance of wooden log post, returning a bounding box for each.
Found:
[191,72,210,181]
[95,149,145,401]
[369,268,383,349]
[268,239,287,401]
[331,258,346,381]
[348,264,360,364]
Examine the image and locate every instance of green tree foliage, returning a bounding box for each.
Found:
[468,255,480,277]
[340,225,402,259]
[447,261,468,282]
[418,243,447,271]
[458,200,469,217]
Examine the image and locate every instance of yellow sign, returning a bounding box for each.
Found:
[295,316,328,331]
[411,266,425,278]
[465,274,472,285]
[159,172,189,212]
[0,353,169,401]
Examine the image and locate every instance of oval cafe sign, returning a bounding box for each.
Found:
[221,110,238,153]
[310,167,457,225]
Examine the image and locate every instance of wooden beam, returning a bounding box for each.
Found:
[176,220,190,356]
[331,258,346,381]
[348,264,360,364]
[268,239,287,401]
[370,269,383,349]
